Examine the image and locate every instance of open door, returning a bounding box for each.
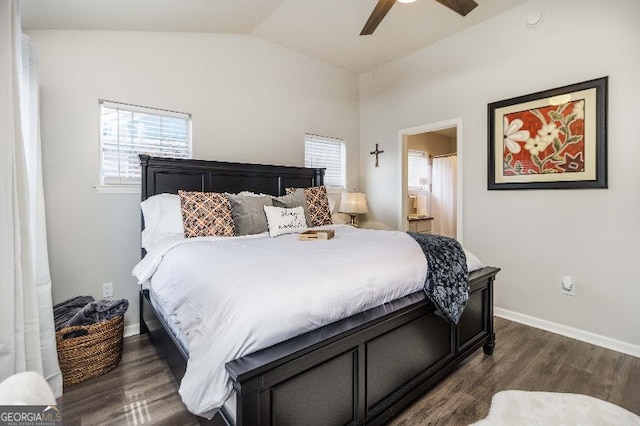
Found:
[399,119,462,242]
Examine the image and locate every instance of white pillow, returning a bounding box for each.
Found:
[140,193,184,249]
[263,205,308,237]
[236,191,269,197]
[464,249,484,272]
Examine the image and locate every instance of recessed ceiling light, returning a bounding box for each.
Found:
[526,11,544,28]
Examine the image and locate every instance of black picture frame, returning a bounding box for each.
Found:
[488,77,608,190]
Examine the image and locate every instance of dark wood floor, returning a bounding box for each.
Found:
[57,317,640,425]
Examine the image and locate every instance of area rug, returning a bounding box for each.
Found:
[471,390,640,425]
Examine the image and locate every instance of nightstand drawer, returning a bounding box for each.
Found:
[408,217,432,233]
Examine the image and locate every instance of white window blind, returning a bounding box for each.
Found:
[100,100,192,185]
[304,134,346,188]
[408,149,431,191]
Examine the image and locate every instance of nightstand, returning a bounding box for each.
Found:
[407,216,433,234]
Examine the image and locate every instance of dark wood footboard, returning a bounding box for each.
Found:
[141,266,499,425]
[224,266,498,426]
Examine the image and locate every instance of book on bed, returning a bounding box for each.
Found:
[299,230,335,240]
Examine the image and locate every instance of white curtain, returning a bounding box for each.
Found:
[0,0,62,397]
[431,155,457,238]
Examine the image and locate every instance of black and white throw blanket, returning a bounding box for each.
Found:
[408,232,469,324]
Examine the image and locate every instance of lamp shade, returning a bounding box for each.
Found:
[339,192,369,214]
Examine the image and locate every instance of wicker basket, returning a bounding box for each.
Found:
[55,315,124,387]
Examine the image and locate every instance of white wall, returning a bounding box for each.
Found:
[359,0,640,349]
[28,30,360,330]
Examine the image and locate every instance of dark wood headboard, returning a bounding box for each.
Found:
[140,155,325,202]
[139,155,325,257]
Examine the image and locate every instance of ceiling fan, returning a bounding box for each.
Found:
[360,0,478,35]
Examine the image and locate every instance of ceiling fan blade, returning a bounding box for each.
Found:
[435,0,478,16]
[360,0,397,36]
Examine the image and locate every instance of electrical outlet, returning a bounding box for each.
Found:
[561,276,575,297]
[102,282,114,298]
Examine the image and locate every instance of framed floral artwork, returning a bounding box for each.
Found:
[488,77,608,190]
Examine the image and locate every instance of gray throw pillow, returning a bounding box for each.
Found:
[226,194,273,236]
[272,189,312,227]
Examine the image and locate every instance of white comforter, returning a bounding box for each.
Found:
[132,225,480,419]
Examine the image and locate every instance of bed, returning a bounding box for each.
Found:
[136,154,500,425]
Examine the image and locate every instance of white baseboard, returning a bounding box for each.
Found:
[124,323,140,337]
[495,308,640,359]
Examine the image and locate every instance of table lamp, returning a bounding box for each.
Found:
[339,192,369,227]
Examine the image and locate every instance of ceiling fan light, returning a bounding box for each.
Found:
[397,0,416,3]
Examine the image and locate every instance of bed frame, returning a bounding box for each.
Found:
[138,155,500,426]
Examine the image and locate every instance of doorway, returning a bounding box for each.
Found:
[398,119,463,242]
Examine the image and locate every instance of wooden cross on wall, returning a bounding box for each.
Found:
[370,144,384,167]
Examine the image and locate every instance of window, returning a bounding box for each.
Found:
[304,133,346,188]
[99,100,191,185]
[408,149,431,191]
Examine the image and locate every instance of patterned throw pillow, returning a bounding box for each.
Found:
[178,190,235,238]
[286,186,332,227]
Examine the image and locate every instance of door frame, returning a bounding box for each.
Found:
[397,118,463,243]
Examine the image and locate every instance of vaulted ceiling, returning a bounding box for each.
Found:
[21,0,528,73]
